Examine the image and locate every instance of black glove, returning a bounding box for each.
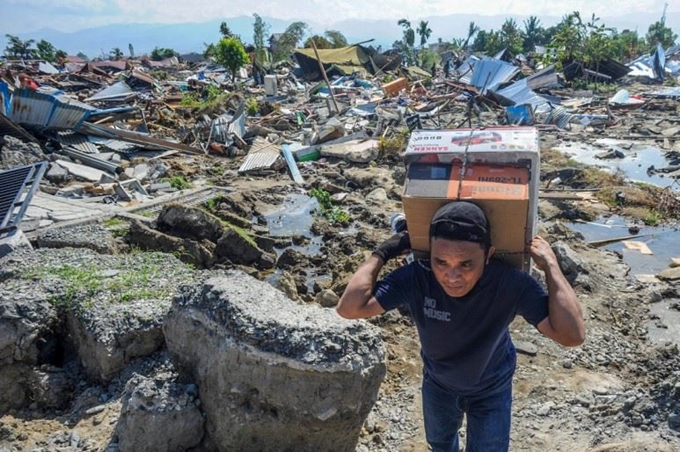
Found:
[372,232,411,263]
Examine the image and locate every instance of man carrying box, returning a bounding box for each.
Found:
[337,201,585,452]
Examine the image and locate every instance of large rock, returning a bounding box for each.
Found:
[115,374,204,452]
[215,229,274,268]
[157,203,225,243]
[164,273,386,452]
[552,241,588,285]
[127,220,216,268]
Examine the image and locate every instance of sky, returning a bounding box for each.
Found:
[1,0,677,34]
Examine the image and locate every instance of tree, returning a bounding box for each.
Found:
[523,16,546,52]
[4,34,36,58]
[464,21,480,50]
[150,47,178,61]
[273,21,308,62]
[253,14,270,65]
[325,30,348,48]
[417,20,432,48]
[76,52,88,60]
[214,36,249,82]
[36,39,56,62]
[110,47,124,60]
[398,19,416,65]
[500,18,524,55]
[128,43,135,58]
[646,20,677,50]
[220,21,234,38]
[304,35,332,49]
[473,29,504,55]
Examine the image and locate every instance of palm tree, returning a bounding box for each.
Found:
[398,19,415,48]
[110,47,124,60]
[417,20,433,48]
[523,16,544,52]
[4,34,36,58]
[463,22,480,50]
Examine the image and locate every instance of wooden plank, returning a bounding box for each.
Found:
[622,240,653,255]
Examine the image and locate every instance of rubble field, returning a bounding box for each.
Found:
[1,46,680,452]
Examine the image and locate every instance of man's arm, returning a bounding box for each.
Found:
[337,231,411,320]
[336,255,386,319]
[531,236,586,347]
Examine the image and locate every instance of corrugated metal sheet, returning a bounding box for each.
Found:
[653,44,666,82]
[0,82,9,116]
[86,81,136,102]
[97,138,139,154]
[495,79,551,113]
[79,122,203,154]
[52,131,100,154]
[9,89,93,130]
[469,59,520,93]
[238,137,281,173]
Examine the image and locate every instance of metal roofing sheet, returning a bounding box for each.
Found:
[0,82,9,115]
[470,59,520,93]
[86,81,136,102]
[495,79,551,113]
[52,131,100,154]
[9,89,93,130]
[238,137,281,173]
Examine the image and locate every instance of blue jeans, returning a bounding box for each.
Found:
[421,372,512,452]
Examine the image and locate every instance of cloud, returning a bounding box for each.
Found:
[0,0,676,34]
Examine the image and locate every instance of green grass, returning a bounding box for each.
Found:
[162,176,191,190]
[309,188,351,224]
[103,217,126,228]
[21,253,176,307]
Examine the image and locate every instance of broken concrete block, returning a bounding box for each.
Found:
[164,273,386,452]
[66,298,170,382]
[319,139,379,163]
[116,374,204,452]
[37,223,117,254]
[0,229,32,259]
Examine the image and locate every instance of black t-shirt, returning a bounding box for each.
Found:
[374,258,549,395]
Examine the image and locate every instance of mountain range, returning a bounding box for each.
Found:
[2,12,679,59]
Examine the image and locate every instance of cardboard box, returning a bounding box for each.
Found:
[402,127,540,270]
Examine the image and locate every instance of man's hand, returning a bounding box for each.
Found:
[372,232,411,263]
[529,236,558,272]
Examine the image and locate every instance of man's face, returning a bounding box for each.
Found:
[430,238,494,298]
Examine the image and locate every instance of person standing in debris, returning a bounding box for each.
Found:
[337,201,585,452]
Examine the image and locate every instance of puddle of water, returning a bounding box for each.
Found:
[568,215,680,275]
[264,194,319,238]
[554,141,679,191]
[263,194,330,293]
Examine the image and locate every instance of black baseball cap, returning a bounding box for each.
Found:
[429,201,491,245]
